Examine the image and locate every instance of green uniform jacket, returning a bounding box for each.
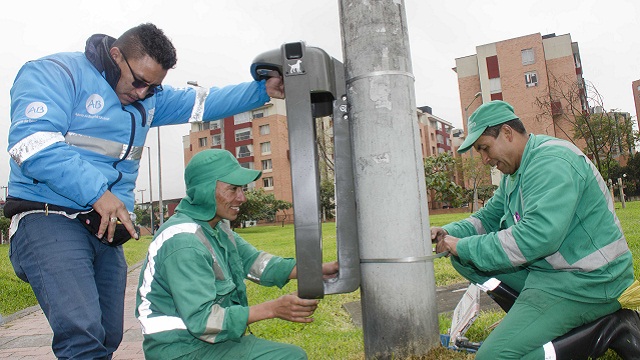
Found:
[135,213,296,359]
[443,134,633,303]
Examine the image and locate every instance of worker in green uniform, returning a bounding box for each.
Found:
[136,149,338,359]
[431,100,638,359]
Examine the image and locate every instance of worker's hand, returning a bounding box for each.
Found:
[92,191,139,243]
[271,293,319,323]
[430,227,448,244]
[322,261,339,280]
[436,235,459,257]
[265,75,285,99]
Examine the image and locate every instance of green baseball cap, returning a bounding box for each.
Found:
[175,149,262,221]
[458,100,519,153]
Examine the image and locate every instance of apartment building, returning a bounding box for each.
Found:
[633,79,640,126]
[183,99,293,206]
[455,32,586,148]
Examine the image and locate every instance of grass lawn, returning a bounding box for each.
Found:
[2,202,638,359]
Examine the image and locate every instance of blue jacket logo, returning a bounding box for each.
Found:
[86,94,105,115]
[25,102,47,119]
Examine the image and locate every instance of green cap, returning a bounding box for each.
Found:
[175,149,262,221]
[458,100,519,153]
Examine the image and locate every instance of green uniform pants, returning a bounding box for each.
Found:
[451,258,620,359]
[181,334,307,360]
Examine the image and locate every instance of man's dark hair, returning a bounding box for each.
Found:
[482,118,527,138]
[113,23,177,70]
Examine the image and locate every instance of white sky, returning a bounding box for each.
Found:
[1,0,638,202]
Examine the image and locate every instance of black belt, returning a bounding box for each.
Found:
[3,197,84,218]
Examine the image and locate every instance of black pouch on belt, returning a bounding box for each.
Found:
[76,211,139,247]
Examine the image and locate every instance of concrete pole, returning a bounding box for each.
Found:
[338,1,439,358]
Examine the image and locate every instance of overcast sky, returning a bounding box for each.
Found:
[1,0,638,202]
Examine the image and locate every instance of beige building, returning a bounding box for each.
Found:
[455,33,587,152]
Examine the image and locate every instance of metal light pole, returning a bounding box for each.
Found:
[464,92,482,212]
[157,128,164,226]
[137,189,146,208]
[339,1,439,357]
[145,146,154,234]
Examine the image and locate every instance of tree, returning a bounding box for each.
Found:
[231,189,292,228]
[534,74,638,179]
[424,153,465,208]
[134,205,151,228]
[319,179,335,220]
[459,154,494,210]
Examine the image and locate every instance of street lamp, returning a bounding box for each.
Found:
[137,189,146,207]
[464,92,483,212]
[145,146,154,234]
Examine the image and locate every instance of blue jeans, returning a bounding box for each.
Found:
[9,213,127,359]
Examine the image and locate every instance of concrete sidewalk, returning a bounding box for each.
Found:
[0,265,498,359]
[0,264,145,360]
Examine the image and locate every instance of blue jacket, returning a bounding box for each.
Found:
[8,34,270,211]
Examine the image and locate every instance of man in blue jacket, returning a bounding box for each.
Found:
[6,23,284,359]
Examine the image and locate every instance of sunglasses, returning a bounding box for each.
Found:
[120,50,163,94]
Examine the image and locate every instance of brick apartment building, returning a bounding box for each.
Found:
[454,32,590,185]
[183,99,293,205]
[633,79,640,127]
[183,98,456,215]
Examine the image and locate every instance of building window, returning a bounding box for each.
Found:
[212,134,222,146]
[252,109,266,119]
[262,159,273,172]
[521,48,535,65]
[240,162,254,170]
[209,120,220,130]
[259,124,270,135]
[490,78,502,94]
[198,137,207,147]
[263,177,274,188]
[525,71,538,87]
[235,128,252,142]
[234,112,251,125]
[236,145,253,158]
[261,141,271,155]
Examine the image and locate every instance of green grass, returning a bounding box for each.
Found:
[2,203,638,359]
[0,236,153,315]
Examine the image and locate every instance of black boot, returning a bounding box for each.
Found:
[551,309,640,360]
[486,282,519,312]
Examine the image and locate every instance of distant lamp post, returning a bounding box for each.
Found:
[145,146,154,234]
[464,91,483,212]
[137,189,146,208]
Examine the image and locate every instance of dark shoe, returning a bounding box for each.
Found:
[486,282,519,312]
[552,309,640,360]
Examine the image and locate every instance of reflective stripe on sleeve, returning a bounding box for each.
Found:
[466,216,487,235]
[188,86,211,123]
[247,252,275,285]
[198,305,226,343]
[9,131,65,165]
[498,227,527,266]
